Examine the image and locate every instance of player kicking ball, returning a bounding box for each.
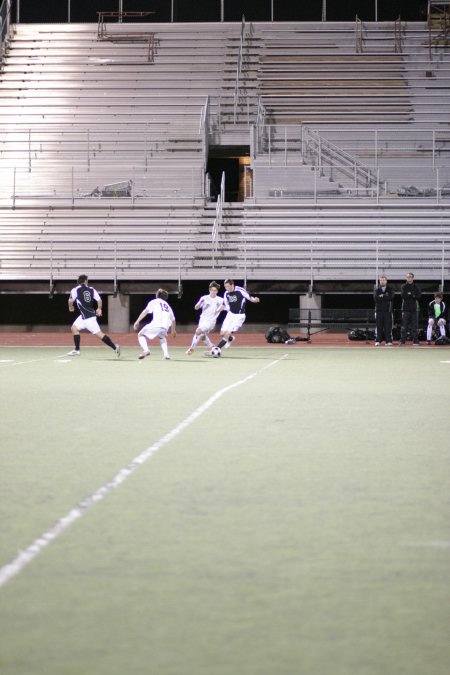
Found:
[209,279,260,354]
[186,281,224,355]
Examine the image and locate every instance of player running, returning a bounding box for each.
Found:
[67,274,120,357]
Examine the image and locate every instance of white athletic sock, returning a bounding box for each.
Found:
[160,337,169,358]
[138,335,148,352]
[191,334,201,348]
[204,335,213,348]
[440,324,446,337]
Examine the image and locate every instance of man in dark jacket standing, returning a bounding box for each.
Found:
[400,272,421,346]
[373,275,395,346]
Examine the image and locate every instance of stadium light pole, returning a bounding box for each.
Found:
[375,0,378,21]
[322,0,326,22]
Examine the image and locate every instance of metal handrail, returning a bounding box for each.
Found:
[97,11,155,39]
[200,96,210,180]
[393,16,403,53]
[233,16,246,125]
[254,124,380,190]
[254,97,267,156]
[97,11,157,63]
[427,0,450,61]
[306,127,377,189]
[355,15,364,53]
[212,172,225,252]
[252,124,450,165]
[0,0,11,69]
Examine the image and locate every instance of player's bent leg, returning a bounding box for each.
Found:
[159,337,170,360]
[158,329,170,359]
[204,335,214,349]
[224,334,236,349]
[137,333,150,358]
[94,330,118,354]
[217,330,230,350]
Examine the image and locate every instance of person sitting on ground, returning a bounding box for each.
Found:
[426,292,447,344]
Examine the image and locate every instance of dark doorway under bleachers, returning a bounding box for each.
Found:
[207,145,250,202]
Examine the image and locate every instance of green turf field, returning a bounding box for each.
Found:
[1,345,449,675]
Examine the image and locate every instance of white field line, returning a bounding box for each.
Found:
[0,354,288,589]
[0,357,66,367]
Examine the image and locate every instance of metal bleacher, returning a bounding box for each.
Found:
[0,18,449,288]
[245,20,450,284]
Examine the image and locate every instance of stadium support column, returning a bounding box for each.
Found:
[108,293,130,333]
[300,292,321,327]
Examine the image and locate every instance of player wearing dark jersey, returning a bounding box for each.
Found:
[373,275,395,346]
[68,274,120,357]
[212,279,260,352]
[399,272,421,346]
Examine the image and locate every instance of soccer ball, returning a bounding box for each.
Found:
[210,346,221,358]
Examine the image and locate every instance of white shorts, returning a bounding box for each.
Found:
[221,312,246,334]
[198,319,216,334]
[139,323,168,340]
[73,315,101,334]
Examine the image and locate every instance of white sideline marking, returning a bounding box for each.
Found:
[0,355,288,589]
[402,540,450,550]
[0,357,56,367]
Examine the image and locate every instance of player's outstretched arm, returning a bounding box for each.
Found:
[133,308,149,330]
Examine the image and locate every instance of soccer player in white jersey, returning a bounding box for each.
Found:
[67,274,120,357]
[133,288,177,360]
[212,278,260,352]
[186,281,224,355]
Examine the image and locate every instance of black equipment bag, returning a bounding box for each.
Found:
[348,328,376,341]
[435,335,450,345]
[265,326,291,343]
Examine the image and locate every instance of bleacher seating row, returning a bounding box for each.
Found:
[1,202,448,281]
[0,20,449,286]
